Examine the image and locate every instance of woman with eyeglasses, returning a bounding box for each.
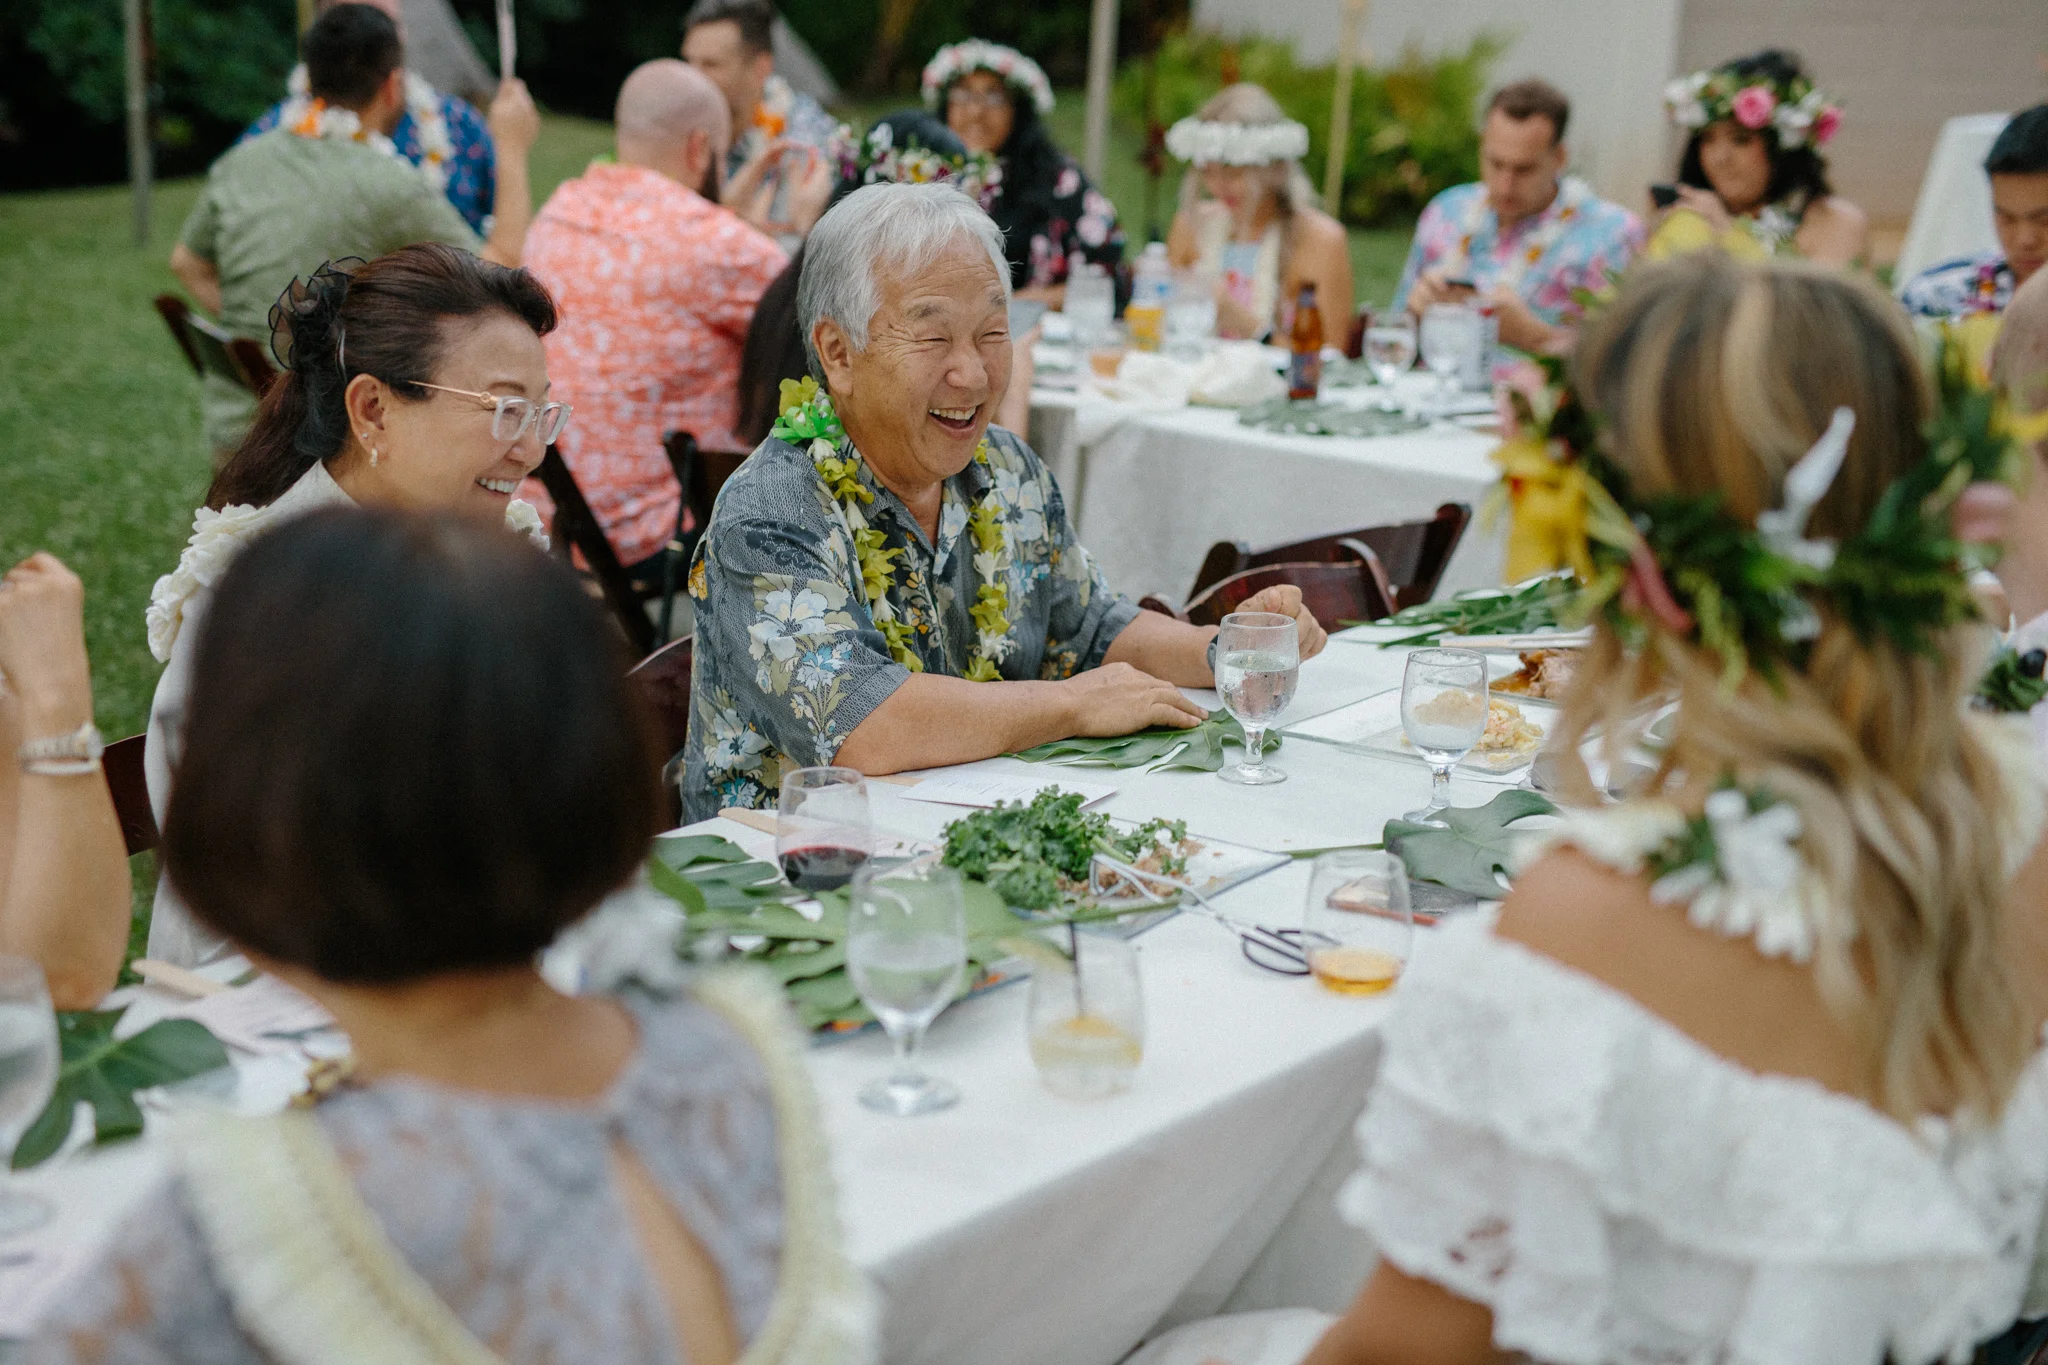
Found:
[140,242,570,967]
[924,40,1127,307]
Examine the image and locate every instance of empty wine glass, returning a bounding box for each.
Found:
[1419,303,1478,415]
[0,958,59,1235]
[1364,314,1417,410]
[847,864,967,1117]
[1214,610,1300,786]
[778,767,872,892]
[1302,850,1413,996]
[1400,647,1489,823]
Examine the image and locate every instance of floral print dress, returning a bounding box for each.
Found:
[991,156,1128,294]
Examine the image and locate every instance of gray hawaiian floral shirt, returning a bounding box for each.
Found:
[681,426,1139,822]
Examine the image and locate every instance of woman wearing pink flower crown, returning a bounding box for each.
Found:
[1648,49,1868,267]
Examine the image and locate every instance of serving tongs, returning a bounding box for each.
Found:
[1088,852,1316,976]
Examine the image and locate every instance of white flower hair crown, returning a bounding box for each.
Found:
[1662,63,1841,151]
[921,41,1055,116]
[1165,116,1310,167]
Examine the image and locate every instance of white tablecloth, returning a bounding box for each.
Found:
[1896,113,2009,289]
[1030,386,1505,610]
[14,639,1508,1363]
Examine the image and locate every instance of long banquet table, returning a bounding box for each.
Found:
[1028,383,1506,608]
[6,634,1533,1365]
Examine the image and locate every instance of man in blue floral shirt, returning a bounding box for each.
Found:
[1901,105,2048,325]
[682,182,1328,820]
[243,0,496,233]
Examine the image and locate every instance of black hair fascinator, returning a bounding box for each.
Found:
[268,257,366,374]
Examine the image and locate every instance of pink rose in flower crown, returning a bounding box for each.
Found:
[1730,85,1777,130]
[1811,105,1842,146]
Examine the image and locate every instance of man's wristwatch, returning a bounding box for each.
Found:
[1205,633,1220,675]
[19,720,105,776]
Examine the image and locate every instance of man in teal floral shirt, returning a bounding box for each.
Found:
[683,182,1327,819]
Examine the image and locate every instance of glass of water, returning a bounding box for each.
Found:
[1364,313,1418,410]
[1065,263,1116,350]
[847,863,968,1117]
[1214,610,1300,786]
[1419,303,1477,414]
[1400,647,1490,823]
[0,958,58,1235]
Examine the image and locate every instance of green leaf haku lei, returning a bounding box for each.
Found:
[772,378,1012,681]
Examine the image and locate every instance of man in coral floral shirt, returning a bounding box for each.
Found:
[519,59,787,578]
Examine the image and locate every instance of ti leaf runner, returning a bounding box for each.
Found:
[1012,713,1277,771]
[1382,790,1557,900]
[16,1008,231,1169]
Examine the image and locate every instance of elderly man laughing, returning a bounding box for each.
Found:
[682,182,1326,818]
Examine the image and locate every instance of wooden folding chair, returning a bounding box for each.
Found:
[661,430,749,566]
[102,734,159,857]
[1186,502,1471,614]
[628,635,694,826]
[536,445,658,656]
[1147,560,1395,630]
[154,295,278,397]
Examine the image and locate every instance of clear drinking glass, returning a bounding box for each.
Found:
[1400,647,1490,823]
[778,766,872,892]
[0,958,59,1235]
[1066,263,1116,350]
[1419,303,1477,414]
[847,864,968,1117]
[1364,314,1418,410]
[1302,851,1413,996]
[1165,268,1220,359]
[1214,610,1300,786]
[1027,930,1144,1099]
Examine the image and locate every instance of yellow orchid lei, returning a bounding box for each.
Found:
[774,378,1011,681]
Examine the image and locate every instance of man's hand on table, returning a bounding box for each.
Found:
[1233,584,1328,663]
[1060,662,1208,735]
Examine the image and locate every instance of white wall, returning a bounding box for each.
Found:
[1189,0,1685,209]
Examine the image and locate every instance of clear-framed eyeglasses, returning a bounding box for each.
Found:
[410,382,573,445]
[946,86,1011,112]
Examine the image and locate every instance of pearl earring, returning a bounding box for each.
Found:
[360,432,380,467]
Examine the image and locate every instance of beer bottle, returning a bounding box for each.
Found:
[1288,284,1323,400]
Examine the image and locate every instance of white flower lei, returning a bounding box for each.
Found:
[920,40,1055,116]
[147,493,551,663]
[280,65,452,192]
[1165,117,1310,167]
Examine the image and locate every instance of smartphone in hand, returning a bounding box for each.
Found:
[1649,183,1682,209]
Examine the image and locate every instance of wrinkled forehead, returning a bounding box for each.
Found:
[873,237,1010,321]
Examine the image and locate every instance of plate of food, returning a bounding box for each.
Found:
[1286,689,1552,777]
[1489,647,1580,704]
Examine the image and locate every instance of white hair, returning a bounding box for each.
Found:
[797,181,1012,376]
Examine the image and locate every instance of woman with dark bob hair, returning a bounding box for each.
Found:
[923,40,1127,304]
[1648,49,1868,267]
[33,508,870,1365]
[143,242,567,967]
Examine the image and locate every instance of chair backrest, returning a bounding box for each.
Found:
[536,445,657,656]
[627,634,694,826]
[661,430,749,561]
[153,295,279,397]
[1179,559,1395,629]
[102,733,158,856]
[1190,502,1471,613]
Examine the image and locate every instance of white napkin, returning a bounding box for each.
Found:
[1189,341,1287,407]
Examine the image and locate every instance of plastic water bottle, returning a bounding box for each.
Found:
[1126,242,1171,353]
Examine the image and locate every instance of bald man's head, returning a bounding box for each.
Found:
[1997,268,2048,421]
[616,59,732,172]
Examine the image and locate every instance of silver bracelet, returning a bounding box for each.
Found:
[18,720,104,776]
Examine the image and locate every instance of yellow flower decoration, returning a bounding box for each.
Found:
[778,375,822,417]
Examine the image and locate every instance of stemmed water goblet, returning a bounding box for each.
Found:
[1364,313,1417,411]
[1213,611,1300,785]
[847,864,968,1117]
[1400,647,1489,824]
[1419,303,1478,416]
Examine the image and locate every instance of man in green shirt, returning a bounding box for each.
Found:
[169,2,538,461]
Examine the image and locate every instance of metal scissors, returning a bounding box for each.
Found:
[1088,853,1322,977]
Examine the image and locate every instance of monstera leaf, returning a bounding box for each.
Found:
[15,1008,231,1169]
[1014,714,1278,771]
[1382,790,1558,900]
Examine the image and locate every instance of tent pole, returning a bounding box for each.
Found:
[1323,0,1368,211]
[1082,0,1119,183]
[123,0,153,249]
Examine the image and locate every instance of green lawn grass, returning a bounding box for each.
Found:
[0,105,1410,954]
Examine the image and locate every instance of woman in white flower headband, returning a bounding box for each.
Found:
[1164,84,1354,343]
[924,39,1128,304]
[1131,255,2048,1365]
[1648,48,1867,267]
[141,244,564,968]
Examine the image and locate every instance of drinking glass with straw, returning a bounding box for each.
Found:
[1026,927,1143,1099]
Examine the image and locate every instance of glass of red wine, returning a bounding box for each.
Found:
[778,767,873,893]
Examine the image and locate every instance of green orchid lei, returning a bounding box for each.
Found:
[773,377,1011,681]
